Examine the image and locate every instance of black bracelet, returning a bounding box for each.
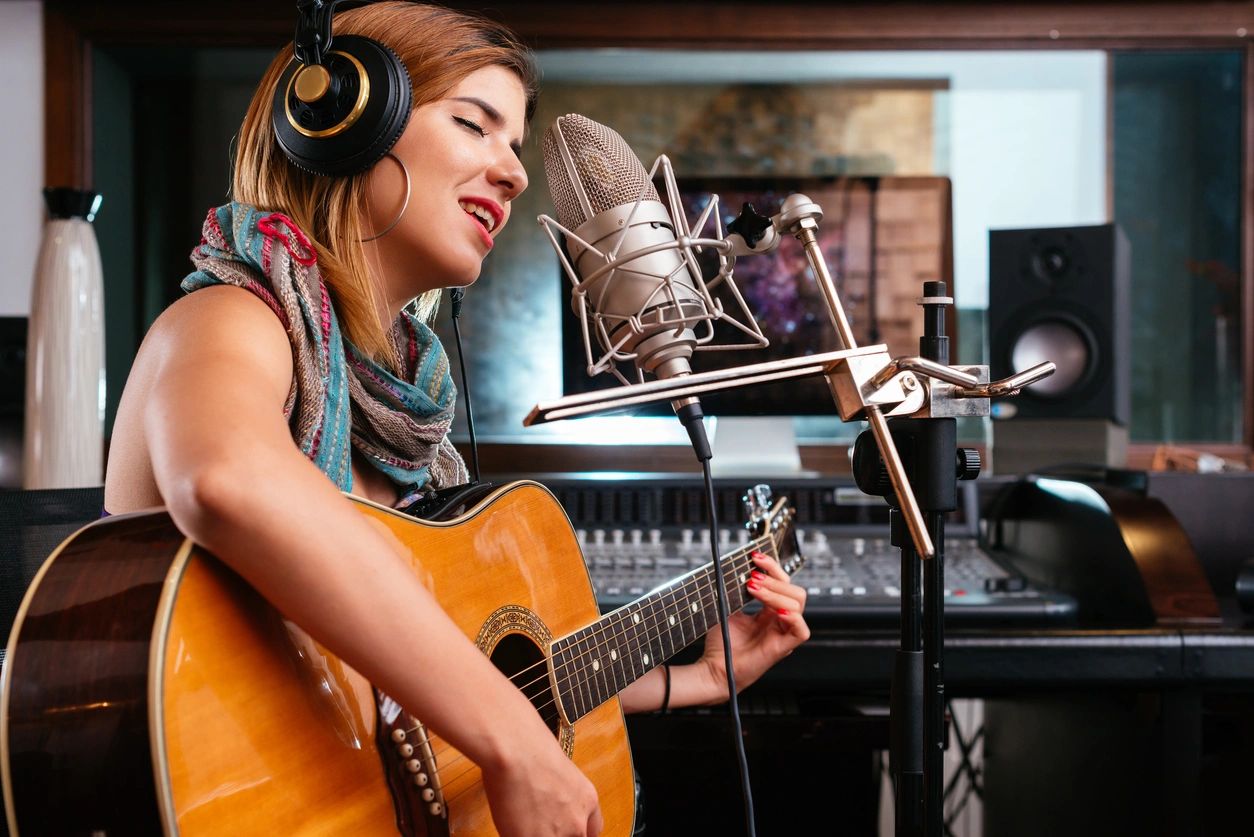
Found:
[660,664,672,714]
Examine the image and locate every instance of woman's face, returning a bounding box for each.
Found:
[363,64,529,306]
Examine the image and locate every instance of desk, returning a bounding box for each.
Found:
[768,626,1254,693]
[630,625,1254,836]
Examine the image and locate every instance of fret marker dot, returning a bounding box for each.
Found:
[642,654,650,665]
[592,659,600,672]
[610,650,618,661]
[669,615,676,626]
[691,603,699,613]
[633,613,641,624]
[740,572,748,582]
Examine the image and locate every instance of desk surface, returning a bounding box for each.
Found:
[767,625,1254,694]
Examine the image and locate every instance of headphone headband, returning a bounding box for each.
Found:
[293,0,340,66]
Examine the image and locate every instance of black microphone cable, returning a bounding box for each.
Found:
[448,287,481,484]
[674,400,758,837]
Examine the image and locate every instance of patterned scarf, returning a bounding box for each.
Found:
[183,202,468,507]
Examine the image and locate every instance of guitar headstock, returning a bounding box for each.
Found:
[743,484,804,575]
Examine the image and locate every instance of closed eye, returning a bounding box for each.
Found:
[453,116,486,137]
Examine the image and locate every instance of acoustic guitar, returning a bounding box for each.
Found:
[1,480,800,835]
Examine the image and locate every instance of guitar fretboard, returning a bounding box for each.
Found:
[548,536,774,724]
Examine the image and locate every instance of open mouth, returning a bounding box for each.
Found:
[459,200,498,234]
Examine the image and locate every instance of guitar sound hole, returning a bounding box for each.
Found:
[489,633,561,737]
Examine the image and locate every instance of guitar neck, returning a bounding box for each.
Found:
[548,535,774,724]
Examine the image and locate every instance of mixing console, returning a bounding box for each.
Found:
[541,476,1076,626]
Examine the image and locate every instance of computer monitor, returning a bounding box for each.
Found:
[559,176,954,422]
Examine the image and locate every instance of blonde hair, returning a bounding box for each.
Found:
[232,2,537,362]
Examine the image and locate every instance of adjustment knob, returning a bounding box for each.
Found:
[727,202,774,248]
[851,430,892,498]
[956,448,982,481]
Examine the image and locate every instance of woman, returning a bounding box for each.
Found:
[103,3,809,834]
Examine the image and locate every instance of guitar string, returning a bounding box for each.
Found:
[537,535,798,702]
[443,538,790,750]
[387,529,796,799]
[421,559,758,795]
[494,544,768,703]
[419,554,764,794]
[397,539,763,735]
[434,547,798,806]
[489,524,793,702]
[483,537,798,731]
[419,544,797,792]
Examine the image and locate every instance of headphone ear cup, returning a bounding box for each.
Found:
[271,34,412,177]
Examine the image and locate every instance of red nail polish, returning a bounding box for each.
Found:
[751,570,764,580]
[777,609,789,616]
[747,580,760,590]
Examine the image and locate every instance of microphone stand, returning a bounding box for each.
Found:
[527,192,1055,836]
[851,282,981,836]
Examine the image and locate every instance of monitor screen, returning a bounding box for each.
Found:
[559,176,952,416]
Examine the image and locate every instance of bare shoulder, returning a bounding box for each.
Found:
[130,285,293,406]
[105,286,296,511]
[147,285,292,378]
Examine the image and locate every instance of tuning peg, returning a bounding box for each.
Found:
[752,484,773,511]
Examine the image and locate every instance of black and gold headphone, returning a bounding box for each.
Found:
[271,0,412,177]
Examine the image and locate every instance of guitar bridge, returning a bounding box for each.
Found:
[376,690,450,837]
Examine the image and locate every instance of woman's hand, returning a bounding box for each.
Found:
[480,716,603,837]
[692,550,810,702]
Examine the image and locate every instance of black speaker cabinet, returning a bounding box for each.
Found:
[988,224,1130,425]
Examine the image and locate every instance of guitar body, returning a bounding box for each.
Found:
[1,481,635,836]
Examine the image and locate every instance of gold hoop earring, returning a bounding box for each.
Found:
[362,152,411,242]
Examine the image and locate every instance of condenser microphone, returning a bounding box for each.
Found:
[542,113,709,382]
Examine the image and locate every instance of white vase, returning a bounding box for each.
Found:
[23,189,105,489]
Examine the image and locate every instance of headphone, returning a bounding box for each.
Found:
[271,1,412,177]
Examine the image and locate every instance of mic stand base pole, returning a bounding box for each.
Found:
[890,509,924,837]
[856,415,959,837]
[922,508,946,837]
[892,417,955,837]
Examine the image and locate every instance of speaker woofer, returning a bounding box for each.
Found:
[1011,318,1094,398]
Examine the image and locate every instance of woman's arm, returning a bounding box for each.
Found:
[123,286,600,836]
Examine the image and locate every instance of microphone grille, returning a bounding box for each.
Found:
[543,114,660,229]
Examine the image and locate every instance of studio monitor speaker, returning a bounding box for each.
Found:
[988,224,1130,425]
